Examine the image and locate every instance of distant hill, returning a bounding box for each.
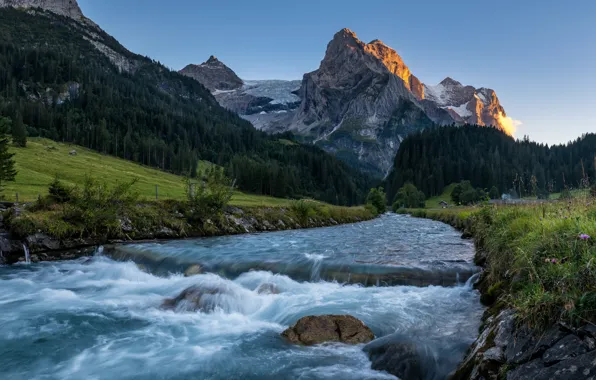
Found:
[385,125,596,202]
[0,5,373,205]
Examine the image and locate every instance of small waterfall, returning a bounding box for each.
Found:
[304,253,326,282]
[465,272,480,288]
[22,244,31,264]
[95,245,104,256]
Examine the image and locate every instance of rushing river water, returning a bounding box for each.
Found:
[0,214,483,379]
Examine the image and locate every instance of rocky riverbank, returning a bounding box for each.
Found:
[0,202,374,265]
[403,207,596,379]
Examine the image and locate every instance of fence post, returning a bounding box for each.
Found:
[155,184,159,200]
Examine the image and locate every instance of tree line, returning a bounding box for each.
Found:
[0,9,374,205]
[385,125,596,202]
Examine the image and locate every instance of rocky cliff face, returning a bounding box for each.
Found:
[0,0,84,19]
[424,78,508,131]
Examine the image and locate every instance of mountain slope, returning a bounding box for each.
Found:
[0,5,374,205]
[385,126,596,201]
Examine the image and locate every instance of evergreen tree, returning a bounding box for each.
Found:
[11,112,27,147]
[0,117,17,193]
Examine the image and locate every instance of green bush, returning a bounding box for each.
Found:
[185,167,234,223]
[366,187,386,215]
[559,188,573,200]
[451,181,488,205]
[392,183,425,210]
[290,199,317,224]
[48,176,71,203]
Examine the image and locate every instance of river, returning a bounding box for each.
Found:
[0,214,483,379]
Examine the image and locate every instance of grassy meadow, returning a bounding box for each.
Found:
[5,138,294,207]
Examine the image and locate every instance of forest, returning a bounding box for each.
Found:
[385,125,596,202]
[0,8,374,205]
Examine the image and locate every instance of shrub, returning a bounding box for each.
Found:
[559,188,573,200]
[366,187,386,215]
[451,181,488,205]
[590,184,596,197]
[185,166,234,223]
[290,199,317,224]
[392,183,425,210]
[48,176,71,203]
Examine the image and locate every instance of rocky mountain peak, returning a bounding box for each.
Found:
[0,0,84,19]
[180,56,243,92]
[440,77,463,87]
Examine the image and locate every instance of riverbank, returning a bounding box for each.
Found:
[0,201,374,265]
[400,201,596,379]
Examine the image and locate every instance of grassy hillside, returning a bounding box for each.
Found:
[5,138,293,207]
[424,184,457,208]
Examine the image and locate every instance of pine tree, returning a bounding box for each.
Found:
[0,117,17,193]
[12,112,27,147]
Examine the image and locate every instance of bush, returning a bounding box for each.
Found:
[366,187,386,215]
[290,199,317,224]
[48,176,71,203]
[590,184,596,197]
[451,181,488,205]
[392,183,425,210]
[185,166,234,223]
[489,186,500,200]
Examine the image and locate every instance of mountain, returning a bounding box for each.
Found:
[424,78,510,133]
[0,3,375,205]
[183,28,511,177]
[0,0,84,19]
[180,59,301,133]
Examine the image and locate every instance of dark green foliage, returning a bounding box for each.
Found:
[48,176,71,203]
[185,167,234,223]
[0,116,16,193]
[451,181,488,205]
[489,186,500,200]
[386,125,596,202]
[590,184,596,197]
[392,183,425,210]
[11,112,26,147]
[0,9,373,205]
[366,187,386,215]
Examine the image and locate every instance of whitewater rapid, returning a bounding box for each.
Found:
[0,214,483,379]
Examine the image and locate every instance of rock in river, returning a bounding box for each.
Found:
[281,315,374,346]
[161,284,230,312]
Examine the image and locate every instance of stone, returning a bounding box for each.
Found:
[183,264,202,277]
[161,285,231,313]
[180,56,243,92]
[281,315,374,346]
[508,351,596,380]
[26,233,61,251]
[69,149,77,155]
[505,324,568,364]
[364,335,426,380]
[542,334,587,365]
[256,283,280,295]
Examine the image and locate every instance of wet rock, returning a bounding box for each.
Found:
[364,335,425,380]
[183,264,202,277]
[507,351,596,380]
[505,324,568,364]
[256,283,280,295]
[542,334,587,365]
[26,233,61,252]
[161,285,230,312]
[281,315,374,346]
[156,226,176,239]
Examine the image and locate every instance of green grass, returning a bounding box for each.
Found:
[5,138,295,207]
[406,197,596,328]
[425,184,457,208]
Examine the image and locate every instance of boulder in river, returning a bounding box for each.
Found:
[161,284,230,312]
[183,264,202,277]
[364,334,429,380]
[256,283,280,295]
[281,315,374,345]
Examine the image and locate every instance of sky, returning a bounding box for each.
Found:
[78,0,596,145]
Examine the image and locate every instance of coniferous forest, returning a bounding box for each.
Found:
[386,125,596,202]
[0,9,374,205]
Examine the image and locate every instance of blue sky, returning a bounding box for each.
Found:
[78,0,596,145]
